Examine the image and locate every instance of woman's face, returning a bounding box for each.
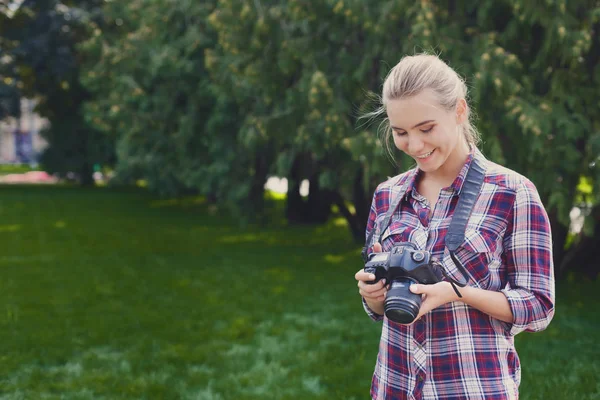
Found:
[386,89,468,175]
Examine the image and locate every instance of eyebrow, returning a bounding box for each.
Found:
[391,120,435,130]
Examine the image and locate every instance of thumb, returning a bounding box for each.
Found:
[410,284,425,294]
[373,242,383,253]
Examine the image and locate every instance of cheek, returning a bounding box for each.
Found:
[393,135,407,151]
[435,126,456,147]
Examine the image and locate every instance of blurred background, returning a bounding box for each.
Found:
[0,0,598,399]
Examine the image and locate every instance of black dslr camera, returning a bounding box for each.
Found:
[364,242,444,324]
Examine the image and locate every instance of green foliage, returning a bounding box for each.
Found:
[461,1,600,229]
[204,0,600,254]
[205,0,412,235]
[15,0,600,264]
[80,0,266,216]
[0,186,598,398]
[0,80,21,120]
[0,0,113,184]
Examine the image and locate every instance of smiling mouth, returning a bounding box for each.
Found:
[416,149,436,159]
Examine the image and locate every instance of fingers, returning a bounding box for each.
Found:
[354,270,375,282]
[355,268,387,301]
[410,284,423,294]
[358,280,387,297]
[361,290,386,302]
[372,293,386,302]
[416,298,433,321]
[373,242,382,253]
[358,279,387,301]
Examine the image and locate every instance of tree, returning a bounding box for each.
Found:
[207,0,600,275]
[424,1,600,276]
[80,0,257,215]
[0,0,113,184]
[206,0,413,238]
[78,0,600,276]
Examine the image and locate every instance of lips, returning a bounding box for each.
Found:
[415,149,436,159]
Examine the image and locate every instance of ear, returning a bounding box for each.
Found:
[456,98,467,124]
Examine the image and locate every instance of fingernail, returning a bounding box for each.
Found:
[382,279,386,284]
[369,275,375,280]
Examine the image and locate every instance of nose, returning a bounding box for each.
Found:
[406,133,424,155]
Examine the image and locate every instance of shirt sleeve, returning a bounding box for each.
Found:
[362,187,384,322]
[500,179,555,336]
[363,298,384,321]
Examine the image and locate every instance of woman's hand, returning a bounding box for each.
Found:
[355,243,387,313]
[409,281,460,321]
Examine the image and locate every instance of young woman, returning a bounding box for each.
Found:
[355,54,555,400]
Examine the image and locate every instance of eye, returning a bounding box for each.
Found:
[394,130,407,137]
[421,125,434,133]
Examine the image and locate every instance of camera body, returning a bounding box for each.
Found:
[364,242,444,324]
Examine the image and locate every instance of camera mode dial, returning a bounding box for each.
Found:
[411,251,425,263]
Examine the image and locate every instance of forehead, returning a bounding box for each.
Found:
[386,89,449,127]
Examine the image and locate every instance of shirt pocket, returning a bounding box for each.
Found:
[379,220,407,251]
[441,228,498,290]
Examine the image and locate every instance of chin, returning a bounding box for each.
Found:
[417,164,441,173]
[415,151,446,173]
[416,159,443,172]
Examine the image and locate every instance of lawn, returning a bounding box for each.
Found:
[0,165,35,176]
[0,185,598,399]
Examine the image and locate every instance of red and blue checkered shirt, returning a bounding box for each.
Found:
[363,149,555,400]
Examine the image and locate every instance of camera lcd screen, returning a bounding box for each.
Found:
[370,253,388,263]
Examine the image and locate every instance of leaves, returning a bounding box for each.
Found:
[31,0,600,243]
[0,0,111,183]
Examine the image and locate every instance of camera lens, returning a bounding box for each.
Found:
[384,280,421,324]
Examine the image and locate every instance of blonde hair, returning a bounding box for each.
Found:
[364,54,480,160]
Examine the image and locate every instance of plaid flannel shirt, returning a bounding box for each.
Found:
[363,149,555,400]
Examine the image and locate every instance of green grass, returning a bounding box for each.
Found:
[0,164,35,176]
[0,185,598,399]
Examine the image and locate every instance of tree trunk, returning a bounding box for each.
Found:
[285,180,305,223]
[332,190,363,241]
[559,205,600,280]
[285,156,307,223]
[560,235,600,280]
[548,209,569,278]
[352,166,369,237]
[305,173,333,223]
[332,167,371,243]
[249,154,269,217]
[284,155,334,224]
[79,161,95,186]
[78,128,95,186]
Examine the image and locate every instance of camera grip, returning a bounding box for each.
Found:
[364,266,385,285]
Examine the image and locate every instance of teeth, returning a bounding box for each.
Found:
[417,150,434,159]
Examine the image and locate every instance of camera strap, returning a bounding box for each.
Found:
[445,157,486,287]
[361,156,486,289]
